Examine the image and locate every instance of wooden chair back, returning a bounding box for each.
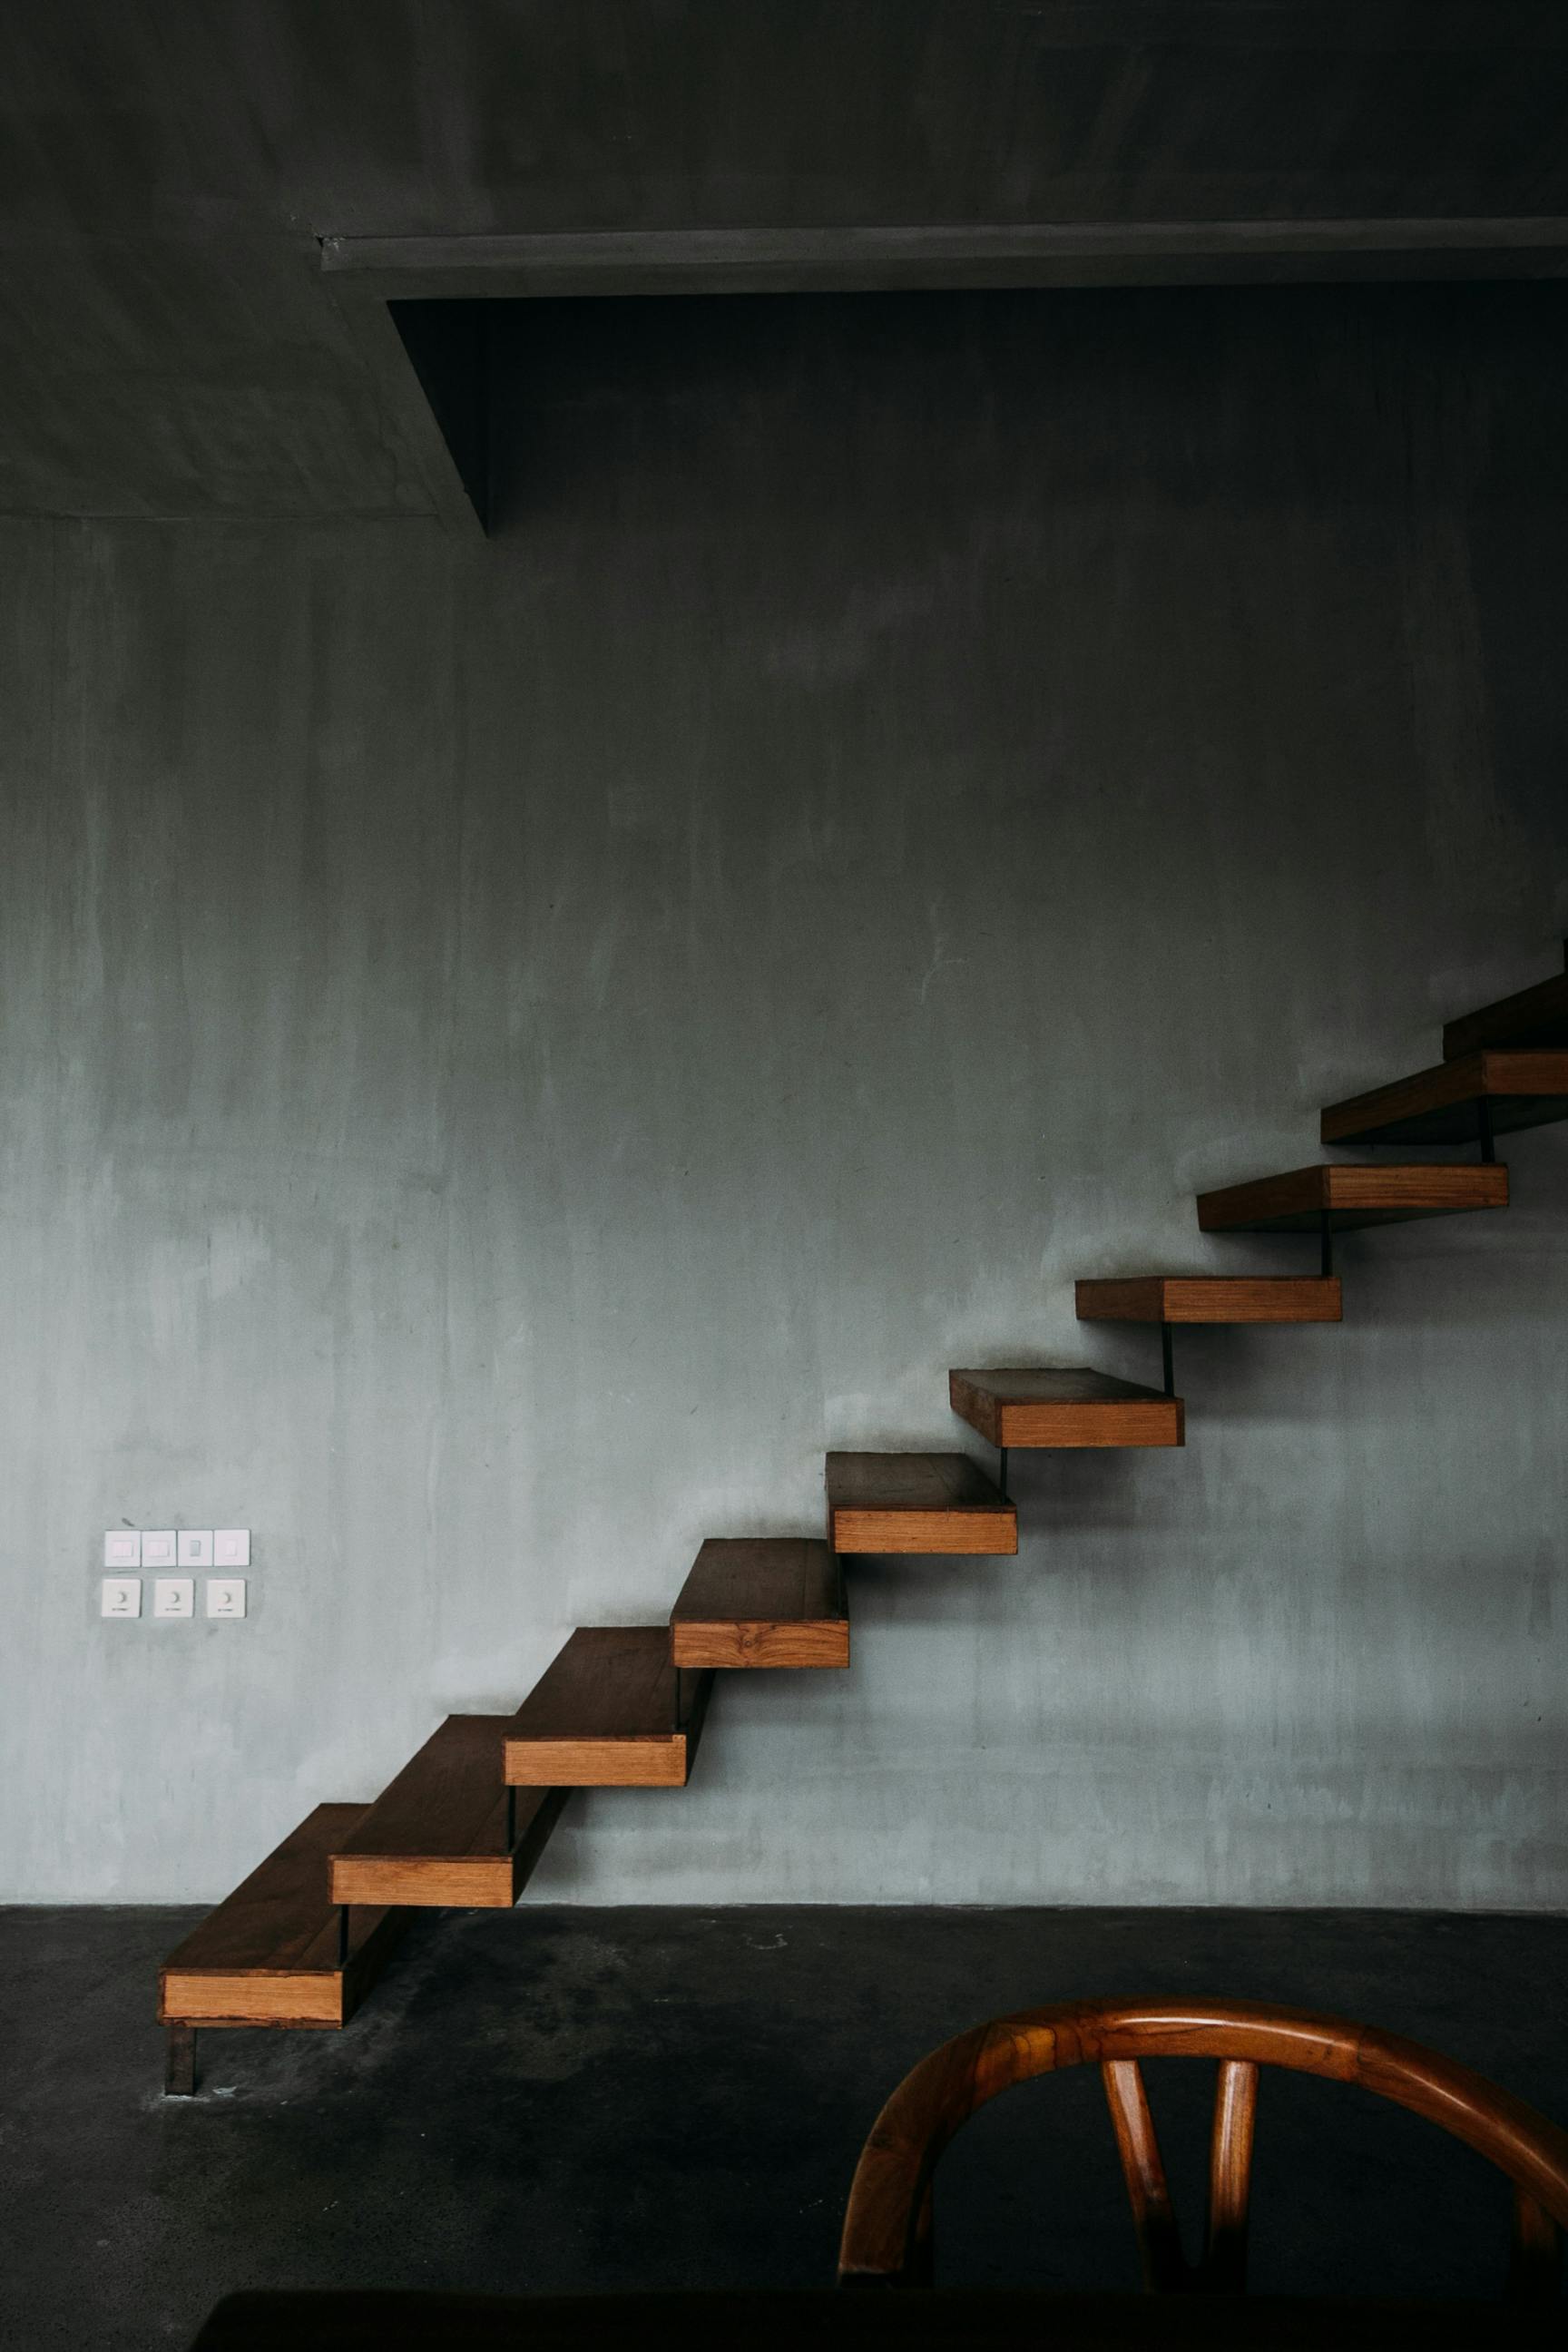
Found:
[838,1998,1568,2303]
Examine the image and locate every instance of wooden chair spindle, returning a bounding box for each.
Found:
[1508,2188,1562,2307]
[1102,2057,1187,2292]
[1200,2056,1259,2293]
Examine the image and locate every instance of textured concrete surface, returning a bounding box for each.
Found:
[3,284,1568,1908]
[3,1905,1566,2347]
[7,6,1568,520]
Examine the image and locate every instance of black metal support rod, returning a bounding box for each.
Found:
[997,1445,1009,1502]
[1477,1094,1496,1163]
[505,1783,517,1850]
[165,2024,197,2098]
[674,1663,685,1732]
[338,1903,350,1967]
[1319,1210,1335,1279]
[1161,1322,1175,1398]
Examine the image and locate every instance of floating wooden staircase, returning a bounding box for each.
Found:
[158,936,1568,2092]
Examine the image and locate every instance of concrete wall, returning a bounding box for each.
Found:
[5,283,1566,1906]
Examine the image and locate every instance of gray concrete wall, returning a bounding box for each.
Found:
[4,284,1566,1906]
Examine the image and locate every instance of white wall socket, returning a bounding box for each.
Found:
[213,1528,250,1567]
[153,1577,195,1620]
[176,1530,213,1567]
[206,1577,246,1620]
[101,1576,142,1618]
[142,1529,177,1567]
[103,1531,141,1567]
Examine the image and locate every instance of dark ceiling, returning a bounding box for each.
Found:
[5,1,1568,522]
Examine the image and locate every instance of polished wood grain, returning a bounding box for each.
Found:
[329,1717,566,1909]
[187,2284,1568,2352]
[1203,2059,1259,2292]
[838,1998,1568,2297]
[949,1367,1183,1448]
[504,1626,711,1788]
[160,1804,407,2028]
[1320,1051,1568,1147]
[671,1539,848,1669]
[827,1453,1017,1556]
[1197,1163,1508,1233]
[1076,1279,1342,1324]
[1103,2059,1186,2292]
[1444,949,1568,1060]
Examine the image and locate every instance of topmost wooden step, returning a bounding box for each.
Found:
[1443,947,1568,1060]
[1320,1051,1568,1149]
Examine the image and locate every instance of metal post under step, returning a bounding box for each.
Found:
[165,2023,196,2098]
[1319,1209,1335,1279]
[1161,1322,1174,1398]
[1477,1095,1496,1164]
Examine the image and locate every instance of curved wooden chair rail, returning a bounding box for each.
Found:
[837,1998,1568,2304]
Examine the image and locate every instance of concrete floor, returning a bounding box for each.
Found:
[3,1906,1565,2347]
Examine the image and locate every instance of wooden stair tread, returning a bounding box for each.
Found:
[160,1804,407,2028]
[329,1716,565,1909]
[1196,1162,1508,1232]
[1076,1277,1342,1324]
[827,1451,1017,1555]
[505,1626,711,1788]
[1444,947,1568,1059]
[671,1539,848,1668]
[1320,1050,1568,1147]
[949,1367,1183,1448]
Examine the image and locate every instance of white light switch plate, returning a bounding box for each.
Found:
[153,1577,195,1620]
[101,1576,142,1618]
[103,1531,141,1567]
[142,1529,177,1568]
[206,1577,246,1620]
[213,1528,250,1567]
[177,1530,213,1568]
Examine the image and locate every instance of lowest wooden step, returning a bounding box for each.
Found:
[949,1367,1183,1448]
[1196,1162,1508,1234]
[827,1452,1017,1554]
[1443,945,1568,1060]
[671,1538,848,1668]
[1076,1278,1341,1323]
[504,1625,711,1788]
[328,1717,566,1909]
[1320,1050,1568,1149]
[160,1803,407,2031]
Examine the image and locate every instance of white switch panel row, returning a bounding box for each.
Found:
[101,1577,247,1620]
[103,1529,250,1568]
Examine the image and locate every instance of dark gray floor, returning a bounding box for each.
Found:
[3,1906,1565,2347]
